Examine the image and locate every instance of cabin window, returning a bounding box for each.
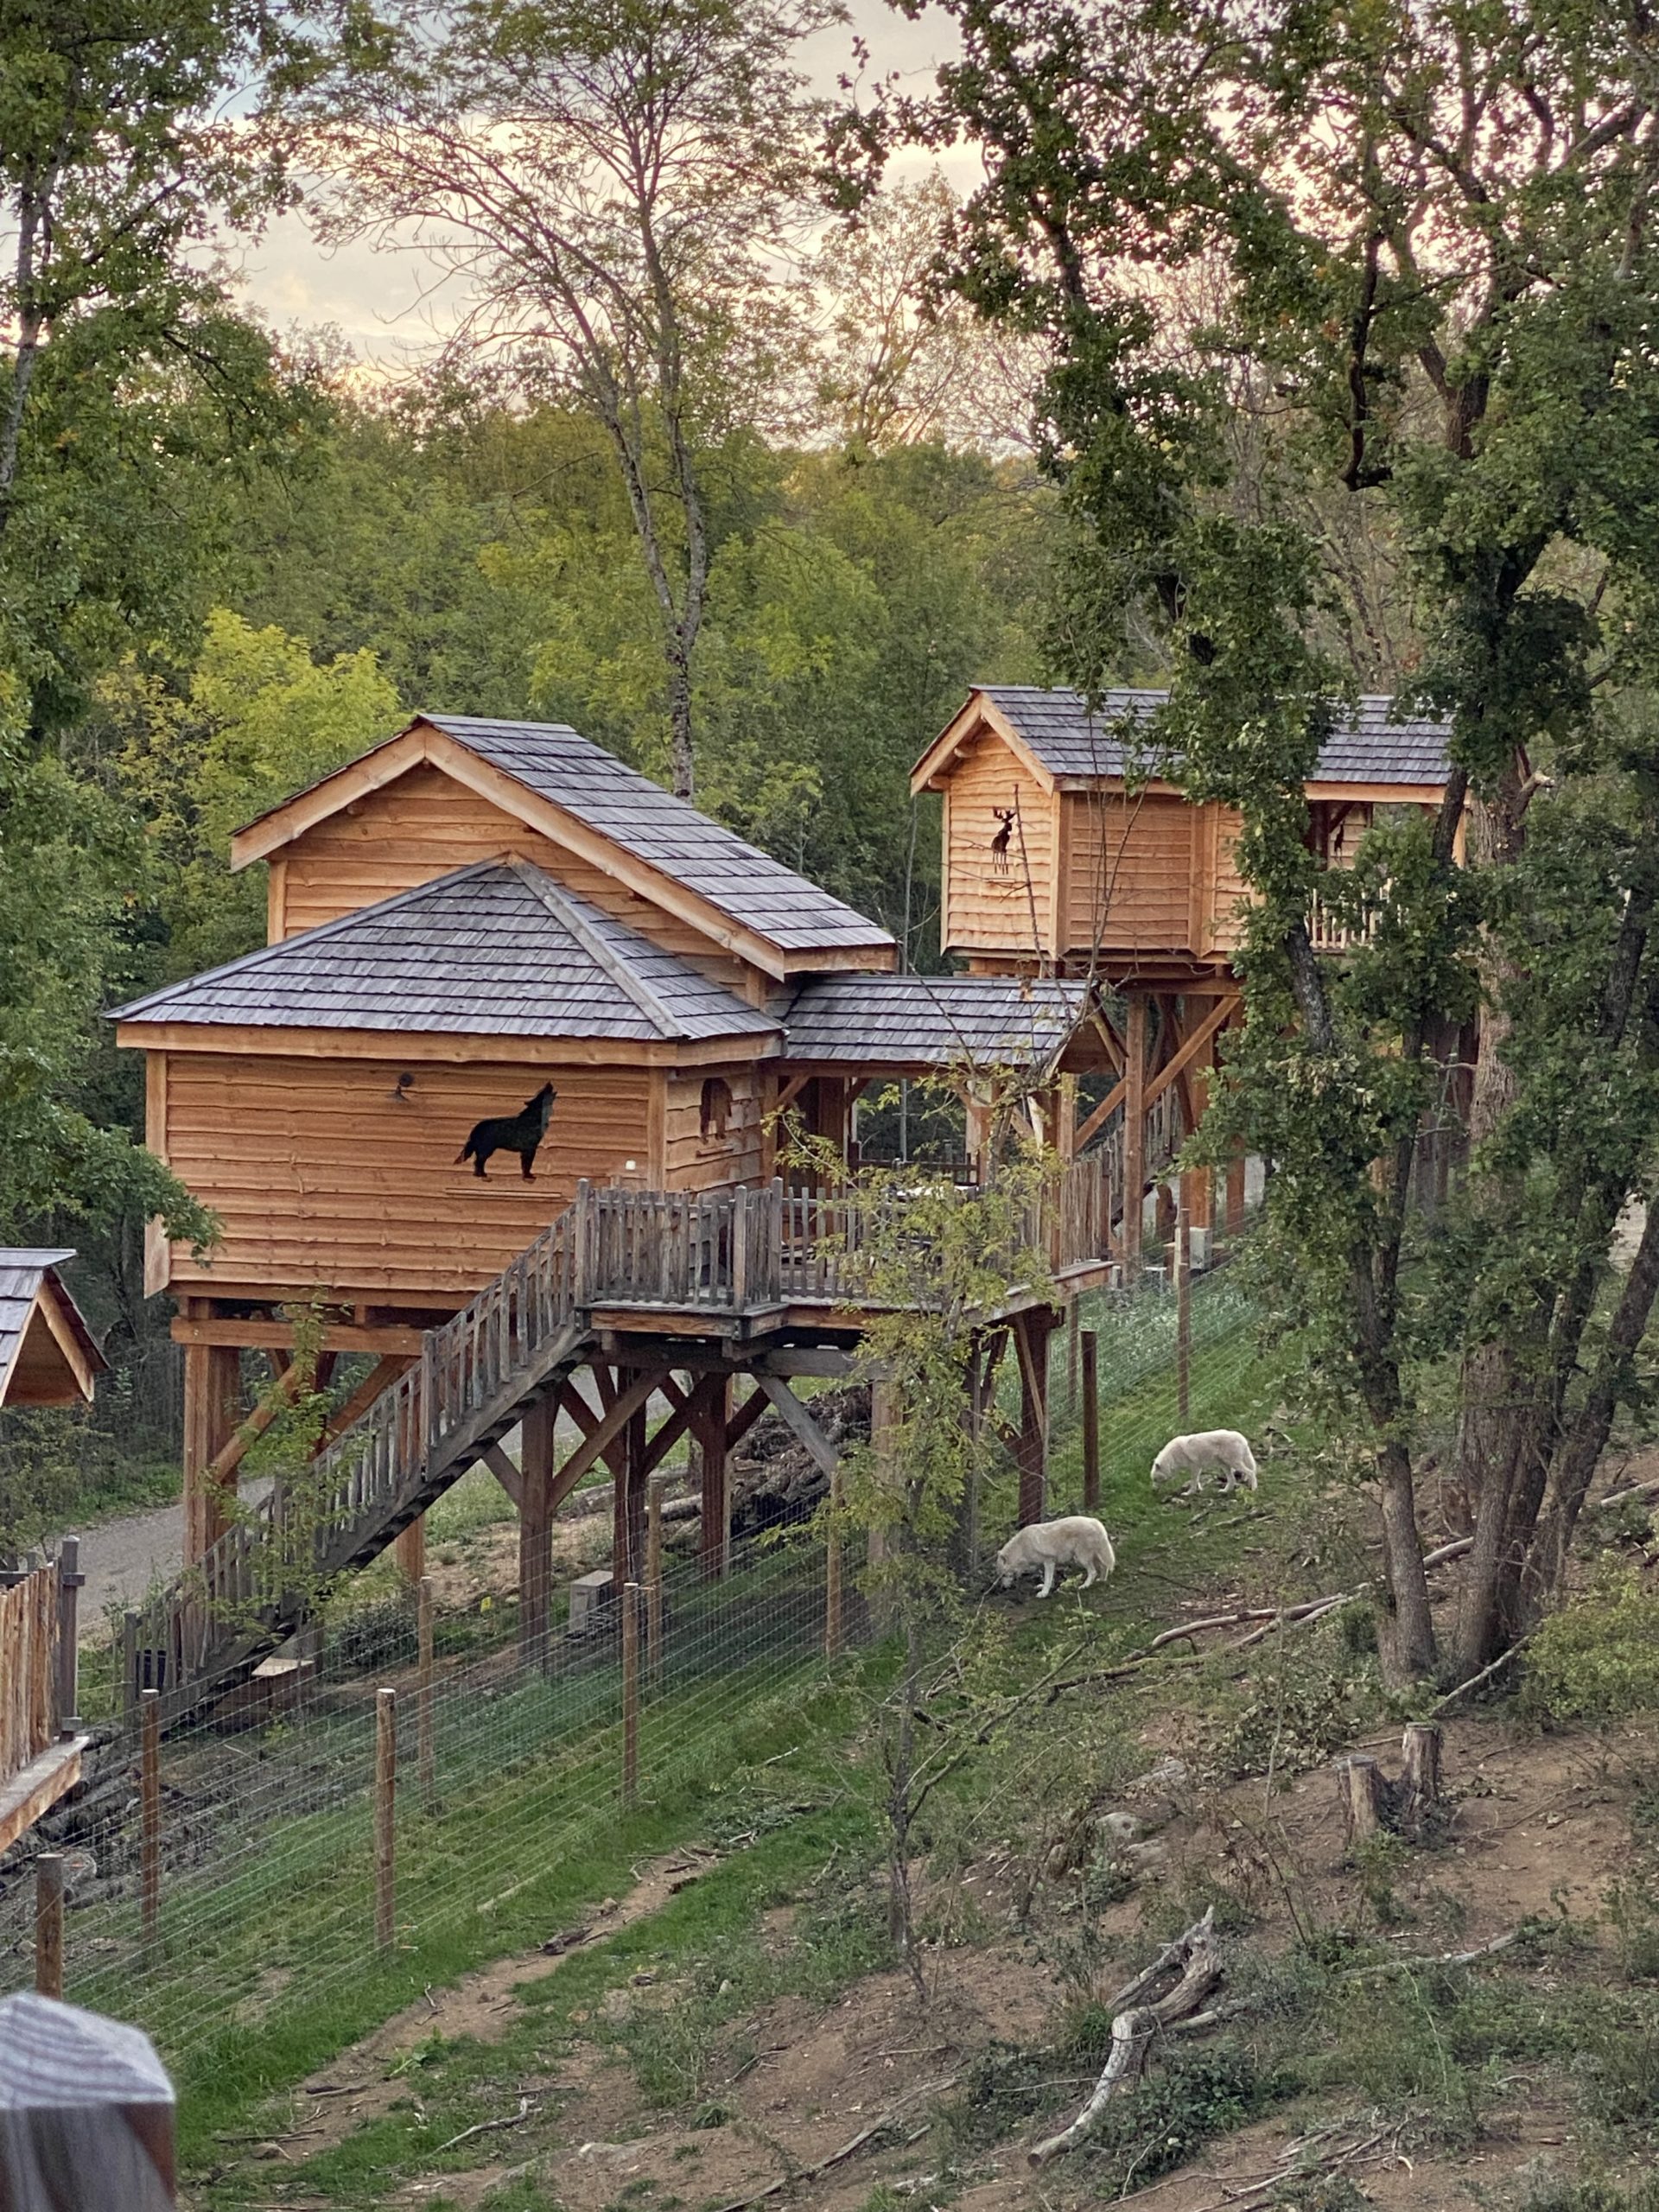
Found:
[700,1076,734,1143]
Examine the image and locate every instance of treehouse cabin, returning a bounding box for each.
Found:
[0,1252,101,1849]
[913,686,1455,1263]
[111,714,1105,1669]
[0,1250,105,1411]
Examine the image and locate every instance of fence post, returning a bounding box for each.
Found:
[573,1178,593,1305]
[824,1461,842,1660]
[56,1537,82,1737]
[1175,1194,1192,1427]
[123,1610,139,1724]
[35,1853,64,1999]
[140,1691,161,1946]
[621,1583,641,1805]
[1082,1331,1100,1511]
[645,1477,664,1687]
[731,1185,749,1306]
[375,1686,397,1950]
[416,1578,436,1814]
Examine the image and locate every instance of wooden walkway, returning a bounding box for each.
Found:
[126,1161,1115,1720]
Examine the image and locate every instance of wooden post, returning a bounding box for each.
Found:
[140,1691,161,1946]
[1225,1148,1247,1239]
[392,1517,425,1585]
[1334,1753,1389,1853]
[1175,1193,1192,1428]
[520,1394,556,1669]
[374,1686,397,1950]
[696,1373,732,1580]
[35,1853,64,1999]
[1066,1300,1080,1414]
[645,1475,665,1686]
[1081,1330,1100,1511]
[824,1459,842,1659]
[621,1582,640,1805]
[57,1535,82,1735]
[1122,994,1147,1278]
[416,1576,436,1813]
[1014,1310,1052,1527]
[623,1395,649,1590]
[0,1993,178,2209]
[182,1344,241,1565]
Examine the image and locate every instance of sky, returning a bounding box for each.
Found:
[224,0,970,368]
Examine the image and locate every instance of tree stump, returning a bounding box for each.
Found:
[1334,1753,1389,1852]
[1400,1720,1443,1833]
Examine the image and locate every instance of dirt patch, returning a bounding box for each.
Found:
[252,1848,720,2164]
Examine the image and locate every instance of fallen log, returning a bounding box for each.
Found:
[1027,1909,1222,2167]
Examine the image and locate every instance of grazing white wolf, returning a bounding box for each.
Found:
[995,1516,1117,1599]
[1151,1428,1259,1497]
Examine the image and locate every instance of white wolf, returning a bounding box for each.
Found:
[995,1516,1117,1599]
[1151,1428,1259,1497]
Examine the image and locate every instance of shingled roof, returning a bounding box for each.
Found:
[0,1249,105,1407]
[111,862,774,1046]
[235,715,894,964]
[968,687,1452,787]
[784,974,1088,1071]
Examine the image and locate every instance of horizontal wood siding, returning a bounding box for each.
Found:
[162,1051,653,1300]
[1203,805,1254,954]
[943,733,1056,957]
[663,1064,766,1194]
[280,763,763,998]
[1061,790,1198,957]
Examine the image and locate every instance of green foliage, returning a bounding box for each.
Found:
[1528,1567,1659,1724]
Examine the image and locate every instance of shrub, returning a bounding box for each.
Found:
[1527,1567,1659,1724]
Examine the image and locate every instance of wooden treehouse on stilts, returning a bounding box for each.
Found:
[912,686,1461,1271]
[113,715,1110,1719]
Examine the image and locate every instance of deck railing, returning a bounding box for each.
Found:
[126,1161,1118,1710]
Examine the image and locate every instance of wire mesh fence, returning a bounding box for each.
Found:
[0,1246,1267,2094]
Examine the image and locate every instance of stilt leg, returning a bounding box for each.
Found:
[520,1394,555,1668]
[695,1374,732,1580]
[183,1343,240,1565]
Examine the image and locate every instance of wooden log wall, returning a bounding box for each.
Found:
[157,1051,653,1299]
[275,763,763,999]
[0,1564,57,1789]
[1058,789,1202,961]
[942,730,1055,958]
[662,1065,768,1193]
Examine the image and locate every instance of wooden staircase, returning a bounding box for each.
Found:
[125,1159,1116,1721]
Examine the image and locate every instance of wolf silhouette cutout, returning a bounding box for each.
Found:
[455,1083,557,1180]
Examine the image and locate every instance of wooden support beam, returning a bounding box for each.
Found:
[1013,1309,1054,1527]
[480,1440,523,1508]
[556,1369,663,1506]
[393,1520,425,1585]
[774,1071,810,1116]
[172,1316,427,1355]
[753,1373,841,1480]
[1122,995,1147,1277]
[316,1356,412,1451]
[520,1394,556,1667]
[206,1360,305,1491]
[183,1344,242,1565]
[615,1391,650,1590]
[694,1372,733,1580]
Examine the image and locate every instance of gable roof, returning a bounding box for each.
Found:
[232,715,894,976]
[0,1249,106,1407]
[111,861,775,1048]
[914,686,1452,793]
[783,974,1088,1071]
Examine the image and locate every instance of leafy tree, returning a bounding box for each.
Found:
[109,606,403,978]
[289,0,837,798]
[842,0,1659,1675]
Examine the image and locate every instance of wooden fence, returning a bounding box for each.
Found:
[1,1562,62,1792]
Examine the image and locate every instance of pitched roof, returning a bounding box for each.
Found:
[0,1249,106,1406]
[946,687,1451,788]
[111,862,775,1046]
[784,974,1088,1071]
[236,715,894,964]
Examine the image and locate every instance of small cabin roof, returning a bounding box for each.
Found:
[111,861,774,1048]
[231,714,895,973]
[783,974,1088,1071]
[913,686,1452,794]
[0,1250,106,1408]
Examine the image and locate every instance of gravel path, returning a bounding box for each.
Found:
[74,1480,272,1632]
